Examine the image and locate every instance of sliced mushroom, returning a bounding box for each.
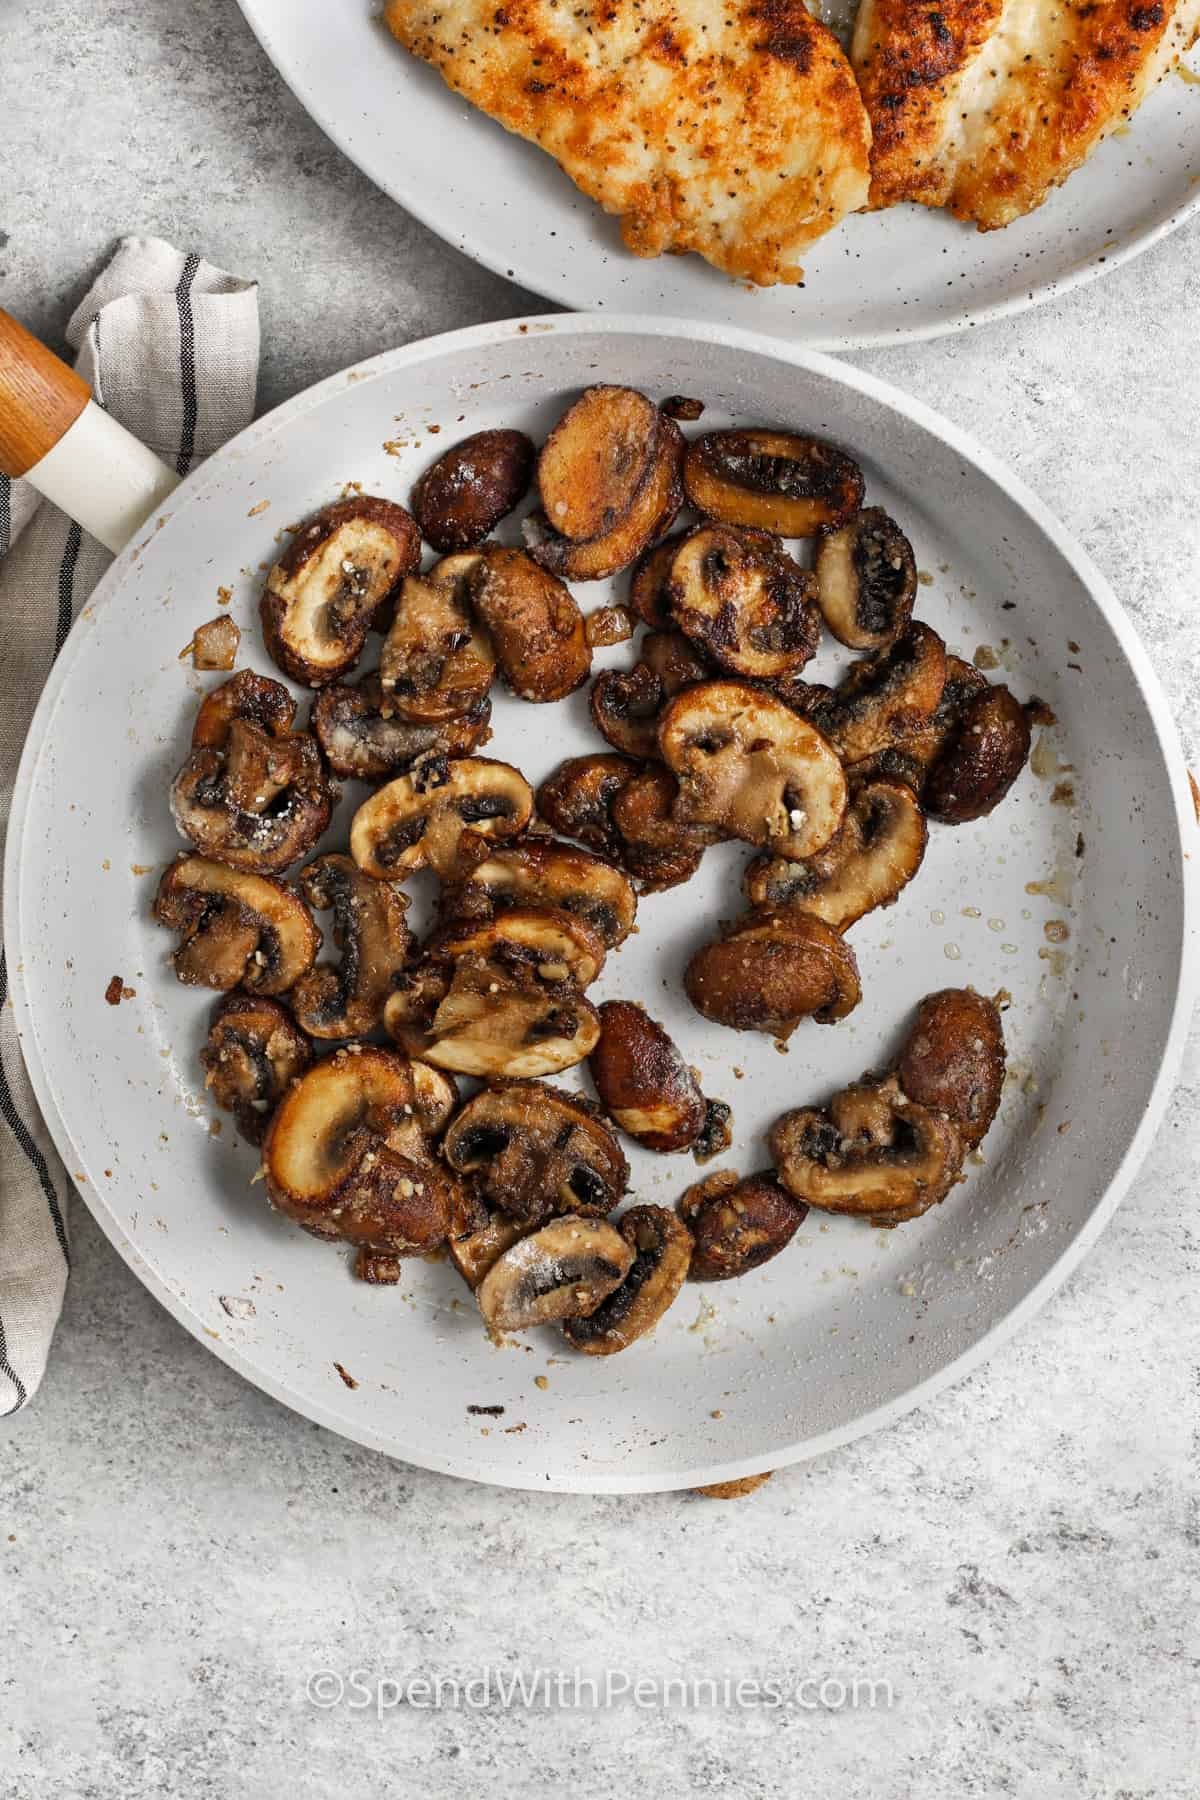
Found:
[154,855,320,994]
[468,547,591,701]
[846,654,986,789]
[440,839,638,948]
[814,508,917,652]
[476,1215,635,1332]
[683,429,864,537]
[200,992,313,1144]
[743,777,927,930]
[537,386,662,541]
[525,415,684,582]
[385,909,603,1078]
[805,622,948,767]
[379,559,496,723]
[628,529,691,628]
[896,988,1006,1149]
[667,526,821,682]
[770,1074,964,1226]
[350,753,532,881]
[310,674,491,781]
[679,1170,807,1281]
[659,680,847,860]
[263,1045,461,1253]
[260,497,421,685]
[684,911,861,1037]
[412,428,534,552]
[610,766,713,891]
[170,670,335,875]
[536,753,642,859]
[923,684,1032,824]
[693,1098,734,1164]
[448,1212,532,1290]
[184,614,240,671]
[589,630,708,760]
[588,1001,709,1152]
[288,855,412,1039]
[562,1206,693,1354]
[443,1082,629,1225]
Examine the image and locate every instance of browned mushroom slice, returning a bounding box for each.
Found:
[350,754,532,881]
[467,547,591,701]
[538,386,662,541]
[743,778,927,931]
[814,508,917,652]
[589,631,708,761]
[679,1170,807,1281]
[609,766,712,891]
[443,1082,629,1225]
[184,614,240,671]
[154,856,320,995]
[525,416,684,582]
[807,622,948,767]
[260,497,421,685]
[588,1001,708,1152]
[448,1212,533,1289]
[771,1074,965,1226]
[923,684,1032,824]
[200,991,313,1144]
[476,1215,635,1332]
[536,753,642,859]
[684,910,861,1037]
[287,855,412,1040]
[412,428,534,552]
[659,680,846,860]
[562,1206,693,1354]
[441,840,638,949]
[263,1045,461,1254]
[379,559,496,723]
[684,430,864,537]
[171,671,335,876]
[847,654,987,789]
[628,529,691,628]
[310,675,491,781]
[667,526,821,683]
[693,1098,734,1164]
[896,988,1006,1149]
[385,909,604,1078]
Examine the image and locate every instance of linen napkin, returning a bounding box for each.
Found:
[0,236,259,1412]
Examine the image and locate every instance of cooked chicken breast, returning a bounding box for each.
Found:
[853,0,1200,228]
[384,0,871,286]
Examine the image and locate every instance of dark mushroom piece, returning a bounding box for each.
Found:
[628,529,692,629]
[847,653,986,789]
[350,753,533,881]
[442,1082,629,1225]
[589,1001,725,1155]
[310,674,491,781]
[412,428,534,552]
[805,622,948,768]
[813,508,917,652]
[170,670,335,876]
[536,752,642,860]
[289,855,412,1040]
[379,557,496,723]
[154,855,320,995]
[525,415,684,582]
[448,1212,533,1290]
[475,1215,635,1332]
[742,777,927,931]
[609,766,714,891]
[896,988,1006,1149]
[590,630,708,760]
[200,992,313,1144]
[770,1074,964,1227]
[923,684,1032,824]
[683,429,864,537]
[666,525,821,683]
[685,910,861,1037]
[439,839,638,949]
[679,1170,807,1281]
[537,386,663,541]
[468,547,591,701]
[260,497,421,686]
[562,1206,693,1354]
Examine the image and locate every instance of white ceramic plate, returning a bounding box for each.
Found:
[235,0,1200,350]
[6,316,1196,1491]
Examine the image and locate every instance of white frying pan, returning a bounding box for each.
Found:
[2,310,1195,1492]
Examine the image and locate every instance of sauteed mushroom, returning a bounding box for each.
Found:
[469,548,591,702]
[412,428,534,552]
[379,558,496,722]
[260,497,421,685]
[288,855,412,1039]
[537,386,663,542]
[448,1211,532,1290]
[440,839,638,948]
[743,777,927,930]
[805,622,947,767]
[589,630,708,760]
[848,654,986,789]
[629,529,691,629]
[666,525,820,682]
[154,855,319,994]
[310,675,491,781]
[683,429,864,537]
[536,752,641,859]
[679,1170,807,1281]
[476,1215,634,1332]
[350,753,532,881]
[609,765,714,890]
[685,910,861,1037]
[813,508,917,652]
[923,684,1032,824]
[588,1001,712,1153]
[562,1206,693,1354]
[896,988,1006,1148]
[442,1082,629,1224]
[525,415,684,582]
[770,1074,963,1226]
[200,992,313,1144]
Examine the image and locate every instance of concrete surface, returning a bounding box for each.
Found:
[2,1,1198,1794]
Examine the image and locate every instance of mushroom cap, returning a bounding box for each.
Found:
[443,1080,629,1225]
[923,684,1032,824]
[659,679,847,860]
[684,910,861,1037]
[154,855,320,995]
[440,839,637,948]
[448,1212,532,1290]
[200,992,313,1144]
[525,415,684,583]
[412,428,534,553]
[813,507,917,652]
[678,1170,807,1281]
[808,621,948,767]
[896,988,1006,1149]
[310,675,491,781]
[476,1215,635,1332]
[770,1074,964,1224]
[588,1000,707,1152]
[683,429,864,537]
[537,385,663,543]
[607,765,714,891]
[628,529,692,629]
[350,754,533,881]
[536,753,642,859]
[742,777,927,931]
[666,524,820,682]
[379,556,496,723]
[468,547,592,703]
[289,854,413,1040]
[562,1206,693,1354]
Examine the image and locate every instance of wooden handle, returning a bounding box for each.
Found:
[0,308,91,478]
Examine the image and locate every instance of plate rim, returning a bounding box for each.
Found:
[234,0,1200,352]
[7,311,1197,1491]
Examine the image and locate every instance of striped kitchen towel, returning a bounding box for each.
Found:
[0,237,259,1412]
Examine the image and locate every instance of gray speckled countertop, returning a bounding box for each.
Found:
[2,2,1198,1794]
